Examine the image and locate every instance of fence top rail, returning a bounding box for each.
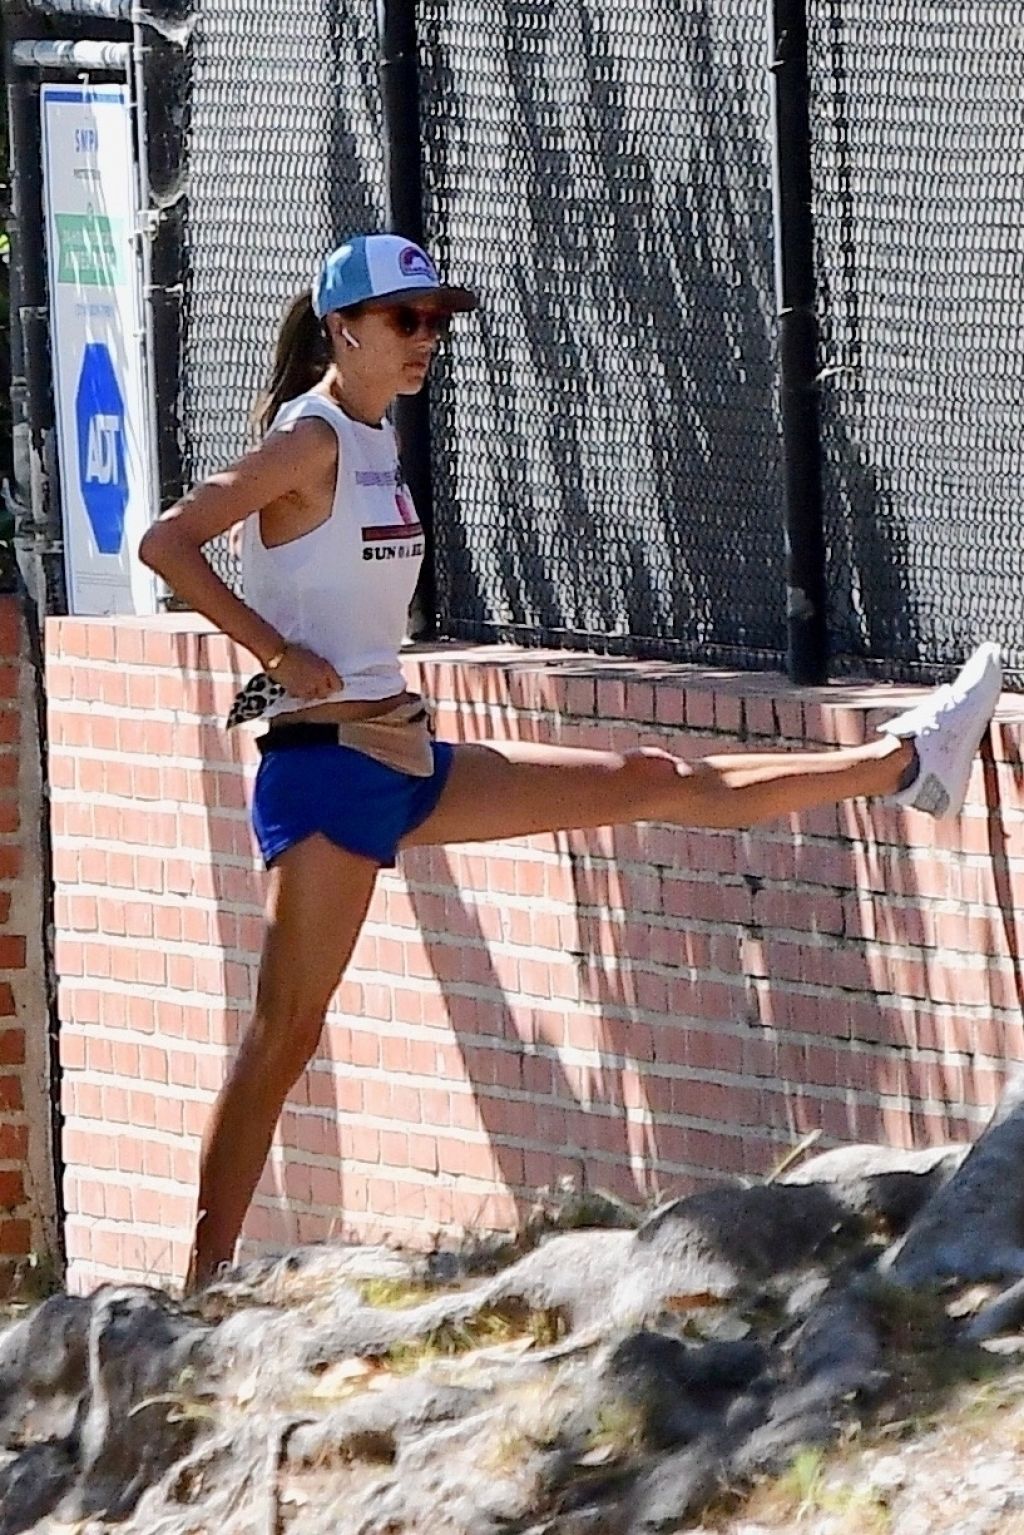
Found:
[23,0,132,20]
[11,39,131,71]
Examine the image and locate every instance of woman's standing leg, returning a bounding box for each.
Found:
[186,834,379,1291]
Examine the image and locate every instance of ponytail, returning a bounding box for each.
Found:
[254,290,330,435]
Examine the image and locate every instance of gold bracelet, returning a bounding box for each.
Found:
[264,643,289,673]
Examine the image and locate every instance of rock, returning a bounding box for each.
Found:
[3,1098,1024,1534]
[598,1331,767,1449]
[284,1379,483,1468]
[0,1440,78,1535]
[784,1142,969,1185]
[866,1452,908,1493]
[634,1183,865,1295]
[68,1286,213,1520]
[197,1241,421,1320]
[961,1274,1024,1344]
[783,1142,968,1232]
[0,1286,213,1532]
[964,1456,1018,1492]
[883,1069,1024,1287]
[621,1441,725,1532]
[526,1175,644,1239]
[484,1229,635,1333]
[727,1286,883,1480]
[0,1293,92,1444]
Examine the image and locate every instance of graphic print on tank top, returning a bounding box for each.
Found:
[359,465,424,563]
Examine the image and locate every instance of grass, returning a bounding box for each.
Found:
[355,1276,438,1310]
[716,1347,1024,1533]
[480,1380,578,1473]
[585,1398,647,1461]
[380,1300,564,1372]
[742,1446,892,1533]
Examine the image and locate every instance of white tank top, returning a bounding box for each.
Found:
[240,391,424,718]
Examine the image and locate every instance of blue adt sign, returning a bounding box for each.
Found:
[75,342,127,555]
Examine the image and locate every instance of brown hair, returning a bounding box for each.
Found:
[254,290,331,435]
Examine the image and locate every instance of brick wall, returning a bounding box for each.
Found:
[46,615,1024,1293]
[0,594,57,1276]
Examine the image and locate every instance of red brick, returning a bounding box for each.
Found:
[101,1085,130,1123]
[158,1099,187,1135]
[68,1079,103,1119]
[65,1126,117,1171]
[105,1184,133,1221]
[0,1029,26,1067]
[0,1219,31,1255]
[116,1137,145,1174]
[0,1075,22,1111]
[137,947,167,987]
[115,627,147,664]
[127,995,155,1033]
[0,935,26,969]
[86,625,116,662]
[0,1123,27,1159]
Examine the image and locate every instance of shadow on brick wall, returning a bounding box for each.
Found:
[175,651,1024,1267]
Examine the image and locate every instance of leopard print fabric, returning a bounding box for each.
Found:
[226,671,286,729]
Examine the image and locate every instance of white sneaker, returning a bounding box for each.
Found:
[878,642,1003,819]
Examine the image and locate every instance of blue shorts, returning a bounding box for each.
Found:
[251,740,455,869]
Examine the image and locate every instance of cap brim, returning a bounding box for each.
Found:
[368,285,478,314]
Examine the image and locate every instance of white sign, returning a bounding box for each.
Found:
[41,84,158,615]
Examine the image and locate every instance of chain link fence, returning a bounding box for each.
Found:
[809,1,1024,683]
[175,0,1024,685]
[420,0,786,667]
[181,0,386,585]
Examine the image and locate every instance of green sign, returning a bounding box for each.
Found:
[56,213,125,288]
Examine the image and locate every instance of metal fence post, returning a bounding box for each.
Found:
[140,5,188,520]
[769,0,828,686]
[377,0,435,639]
[3,21,63,615]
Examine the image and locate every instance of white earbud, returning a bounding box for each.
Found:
[341,326,361,350]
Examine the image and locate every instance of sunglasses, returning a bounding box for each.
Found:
[380,305,450,342]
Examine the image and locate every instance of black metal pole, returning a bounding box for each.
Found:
[377,0,435,640]
[4,14,65,615]
[2,4,70,1276]
[769,0,828,686]
[141,18,188,516]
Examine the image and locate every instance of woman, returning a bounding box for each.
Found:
[139,232,1003,1291]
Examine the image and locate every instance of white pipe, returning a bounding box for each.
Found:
[11,39,131,70]
[24,0,131,20]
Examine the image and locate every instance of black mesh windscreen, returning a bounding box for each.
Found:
[174,0,1023,684]
[181,0,386,587]
[809,1,1024,684]
[419,0,787,666]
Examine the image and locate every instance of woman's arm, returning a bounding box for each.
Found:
[139,419,338,680]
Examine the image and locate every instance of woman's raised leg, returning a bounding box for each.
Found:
[186,834,379,1291]
[403,734,913,848]
[404,645,1001,848]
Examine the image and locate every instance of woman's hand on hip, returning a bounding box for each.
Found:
[274,645,344,700]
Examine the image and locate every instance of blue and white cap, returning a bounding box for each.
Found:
[312,234,477,319]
